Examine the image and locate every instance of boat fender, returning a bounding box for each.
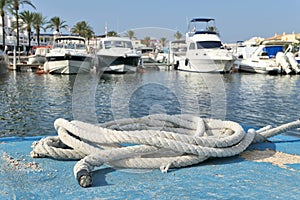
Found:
[286,52,300,73]
[36,69,44,74]
[185,58,189,66]
[174,61,179,70]
[276,52,292,74]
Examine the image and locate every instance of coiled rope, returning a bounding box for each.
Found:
[30,114,300,187]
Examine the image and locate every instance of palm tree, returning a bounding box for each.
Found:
[142,36,151,47]
[160,37,166,48]
[208,26,219,36]
[71,21,94,38]
[107,31,118,37]
[125,30,135,40]
[32,12,47,46]
[85,28,94,45]
[0,0,11,51]
[174,31,183,40]
[19,10,34,55]
[46,16,68,33]
[9,0,36,49]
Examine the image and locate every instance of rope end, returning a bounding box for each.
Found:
[76,169,92,188]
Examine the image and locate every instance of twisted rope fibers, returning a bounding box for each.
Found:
[30,114,300,187]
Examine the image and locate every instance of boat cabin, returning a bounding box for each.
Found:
[99,37,134,50]
[255,45,284,59]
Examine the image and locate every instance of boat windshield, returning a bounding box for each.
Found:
[53,42,86,50]
[262,46,283,58]
[104,40,133,49]
[53,43,64,48]
[196,41,222,49]
[75,43,86,50]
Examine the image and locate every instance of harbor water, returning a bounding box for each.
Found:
[1,70,300,138]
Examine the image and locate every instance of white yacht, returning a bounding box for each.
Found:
[173,18,234,73]
[233,42,300,74]
[44,36,92,74]
[96,37,141,73]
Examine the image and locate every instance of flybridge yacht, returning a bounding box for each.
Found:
[44,36,93,74]
[173,18,234,73]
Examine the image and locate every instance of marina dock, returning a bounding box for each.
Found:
[7,56,40,72]
[9,63,40,72]
[1,132,300,199]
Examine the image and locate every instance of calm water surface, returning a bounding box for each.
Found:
[1,70,300,137]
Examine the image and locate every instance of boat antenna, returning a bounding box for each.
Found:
[185,17,189,32]
[105,23,108,38]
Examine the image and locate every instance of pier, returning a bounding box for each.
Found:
[7,56,40,72]
[9,63,40,72]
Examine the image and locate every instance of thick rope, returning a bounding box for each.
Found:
[30,114,300,187]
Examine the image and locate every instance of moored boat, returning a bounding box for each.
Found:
[173,18,234,73]
[27,46,51,65]
[96,37,141,74]
[43,36,93,74]
[233,41,300,74]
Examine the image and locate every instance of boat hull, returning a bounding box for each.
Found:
[28,55,47,65]
[234,59,280,74]
[177,57,233,73]
[44,55,92,74]
[97,55,140,74]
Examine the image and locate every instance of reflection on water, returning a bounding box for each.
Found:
[225,73,300,130]
[0,72,76,137]
[1,70,300,137]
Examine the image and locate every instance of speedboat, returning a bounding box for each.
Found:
[96,37,141,74]
[27,46,51,65]
[233,41,300,74]
[0,50,9,74]
[44,36,92,74]
[173,18,234,73]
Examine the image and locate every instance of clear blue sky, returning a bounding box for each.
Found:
[26,0,300,43]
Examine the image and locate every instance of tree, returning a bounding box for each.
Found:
[9,0,36,49]
[19,10,34,55]
[125,30,134,40]
[142,36,151,47]
[107,31,118,37]
[85,28,94,45]
[0,0,11,51]
[160,37,166,48]
[208,26,219,36]
[46,16,68,33]
[32,12,47,46]
[71,21,94,38]
[174,31,183,40]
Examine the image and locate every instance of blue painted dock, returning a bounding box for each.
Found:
[1,134,300,199]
